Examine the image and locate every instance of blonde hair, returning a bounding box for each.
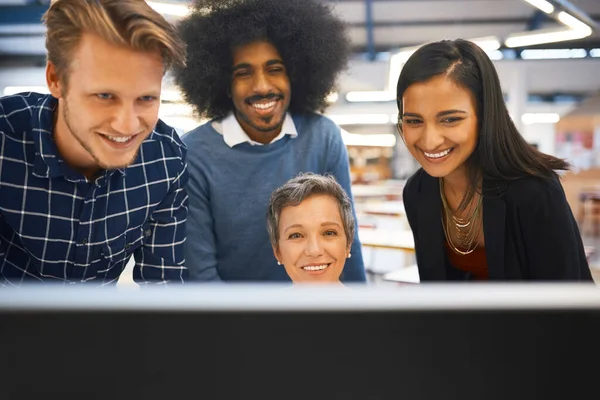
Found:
[43,0,186,84]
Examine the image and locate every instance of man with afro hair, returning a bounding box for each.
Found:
[175,0,366,282]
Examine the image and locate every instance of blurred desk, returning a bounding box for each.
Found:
[352,185,403,201]
[359,228,414,252]
[356,201,405,217]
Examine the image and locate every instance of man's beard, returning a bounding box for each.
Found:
[236,109,287,134]
[62,99,141,171]
[237,92,288,134]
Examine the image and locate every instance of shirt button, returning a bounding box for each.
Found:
[125,243,132,251]
[81,238,88,245]
[144,229,152,237]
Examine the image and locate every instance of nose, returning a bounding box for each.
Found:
[304,235,324,258]
[253,70,274,94]
[420,123,445,151]
[111,104,142,135]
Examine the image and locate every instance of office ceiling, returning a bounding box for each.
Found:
[0,0,599,62]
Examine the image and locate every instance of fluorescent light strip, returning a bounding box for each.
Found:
[487,50,505,60]
[590,49,600,58]
[471,36,502,52]
[346,91,395,103]
[520,48,587,59]
[3,86,49,96]
[505,28,590,47]
[327,114,391,125]
[146,1,190,17]
[521,113,560,125]
[523,0,555,14]
[557,11,593,33]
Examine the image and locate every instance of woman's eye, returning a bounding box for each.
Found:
[288,233,302,239]
[404,119,422,125]
[441,117,463,124]
[323,230,338,236]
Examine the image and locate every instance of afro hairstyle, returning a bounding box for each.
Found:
[173,0,351,120]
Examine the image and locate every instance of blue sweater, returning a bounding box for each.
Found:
[182,112,366,282]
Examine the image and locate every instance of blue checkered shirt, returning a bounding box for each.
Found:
[0,93,188,286]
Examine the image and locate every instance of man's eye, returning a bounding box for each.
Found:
[96,93,113,100]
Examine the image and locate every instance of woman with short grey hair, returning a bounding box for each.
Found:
[267,173,355,283]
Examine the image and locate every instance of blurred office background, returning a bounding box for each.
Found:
[2,0,600,285]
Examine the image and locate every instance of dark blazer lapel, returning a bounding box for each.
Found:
[482,192,506,279]
[417,174,447,280]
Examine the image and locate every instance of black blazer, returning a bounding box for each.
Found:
[403,169,593,281]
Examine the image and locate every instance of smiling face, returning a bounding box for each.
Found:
[230,40,291,144]
[47,33,163,179]
[274,194,350,284]
[401,74,479,180]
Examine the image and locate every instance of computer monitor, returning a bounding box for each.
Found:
[1,284,598,400]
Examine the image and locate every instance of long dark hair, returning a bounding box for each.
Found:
[396,39,568,210]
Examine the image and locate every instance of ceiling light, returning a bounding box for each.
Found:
[505,28,591,47]
[486,50,504,60]
[523,0,555,14]
[3,86,49,96]
[557,11,593,33]
[520,48,587,59]
[470,36,502,52]
[521,113,560,125]
[146,1,190,17]
[346,91,395,103]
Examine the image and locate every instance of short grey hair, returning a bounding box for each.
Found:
[267,173,355,249]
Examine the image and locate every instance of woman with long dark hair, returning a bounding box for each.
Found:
[397,39,592,281]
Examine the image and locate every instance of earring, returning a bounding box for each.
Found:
[277,261,281,265]
[347,253,352,259]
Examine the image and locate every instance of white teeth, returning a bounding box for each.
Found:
[104,135,133,143]
[424,148,452,158]
[302,264,329,271]
[252,101,276,110]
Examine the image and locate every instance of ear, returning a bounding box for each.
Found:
[272,245,281,264]
[46,61,63,99]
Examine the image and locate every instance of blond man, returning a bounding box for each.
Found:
[0,0,188,285]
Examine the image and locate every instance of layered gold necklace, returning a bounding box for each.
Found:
[439,179,483,255]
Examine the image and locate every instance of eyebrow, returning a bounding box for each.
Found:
[283,221,342,233]
[88,89,161,99]
[403,110,468,118]
[232,59,285,72]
